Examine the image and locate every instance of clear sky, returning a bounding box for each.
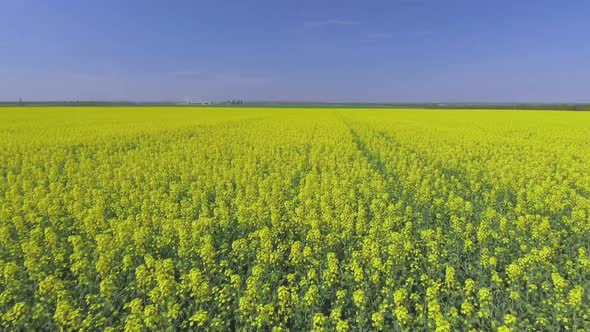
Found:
[1,0,589,103]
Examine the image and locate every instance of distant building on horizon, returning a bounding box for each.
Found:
[176,99,212,105]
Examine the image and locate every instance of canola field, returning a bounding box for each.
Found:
[1,107,589,331]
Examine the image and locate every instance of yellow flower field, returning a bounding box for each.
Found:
[1,107,589,331]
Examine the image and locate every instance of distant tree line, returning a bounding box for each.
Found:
[1,100,590,110]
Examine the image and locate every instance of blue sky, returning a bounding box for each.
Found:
[1,0,589,102]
